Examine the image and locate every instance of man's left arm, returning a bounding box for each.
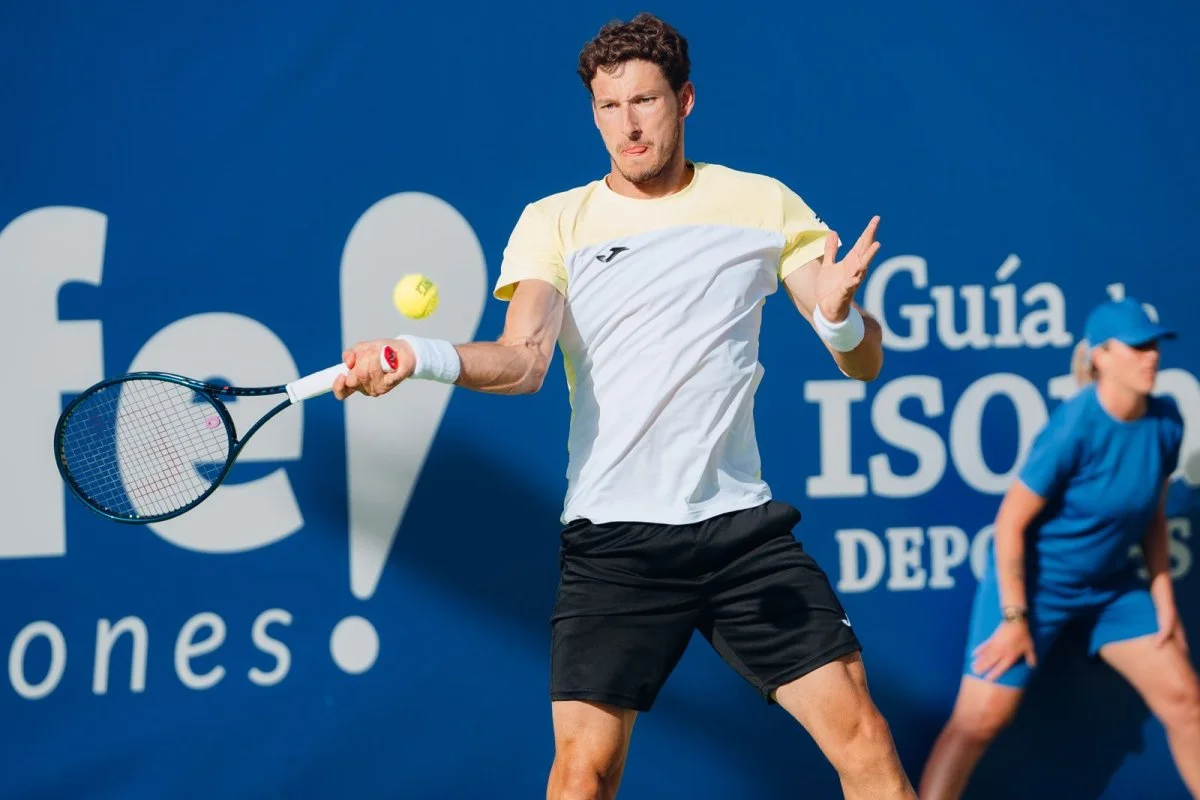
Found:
[782,219,885,382]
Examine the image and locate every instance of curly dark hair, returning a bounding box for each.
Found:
[577,13,691,95]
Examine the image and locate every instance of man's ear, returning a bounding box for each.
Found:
[678,81,695,119]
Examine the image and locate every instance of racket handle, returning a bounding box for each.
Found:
[285,341,401,403]
[286,364,349,402]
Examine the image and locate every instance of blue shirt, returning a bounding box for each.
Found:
[1018,385,1184,598]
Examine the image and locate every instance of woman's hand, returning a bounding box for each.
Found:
[972,616,1037,682]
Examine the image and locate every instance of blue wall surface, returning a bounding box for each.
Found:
[2,2,1198,798]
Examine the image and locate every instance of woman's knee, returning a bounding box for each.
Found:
[946,691,1020,744]
[1153,668,1200,732]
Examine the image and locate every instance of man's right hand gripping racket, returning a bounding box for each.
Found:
[52,341,403,524]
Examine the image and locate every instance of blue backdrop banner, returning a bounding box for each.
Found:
[2,2,1198,798]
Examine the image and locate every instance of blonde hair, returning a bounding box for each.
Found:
[1071,339,1096,387]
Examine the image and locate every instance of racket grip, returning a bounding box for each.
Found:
[285,341,401,403]
[286,363,349,403]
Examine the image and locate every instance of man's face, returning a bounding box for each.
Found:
[590,59,693,186]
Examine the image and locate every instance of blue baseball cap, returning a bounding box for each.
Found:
[1084,298,1176,349]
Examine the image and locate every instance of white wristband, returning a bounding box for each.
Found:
[813,304,865,352]
[395,335,461,384]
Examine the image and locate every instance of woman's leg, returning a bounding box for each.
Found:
[917,676,1024,800]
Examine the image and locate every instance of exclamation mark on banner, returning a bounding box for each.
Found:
[331,192,488,674]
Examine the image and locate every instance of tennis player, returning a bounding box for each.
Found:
[334,13,915,800]
[917,298,1200,798]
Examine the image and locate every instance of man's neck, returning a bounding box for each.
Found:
[606,158,693,199]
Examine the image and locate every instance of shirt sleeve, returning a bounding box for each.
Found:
[1017,407,1081,500]
[777,181,834,281]
[492,202,568,301]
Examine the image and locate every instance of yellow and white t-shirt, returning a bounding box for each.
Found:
[494,161,831,525]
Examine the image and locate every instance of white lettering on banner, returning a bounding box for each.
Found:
[249,609,293,687]
[840,520,1194,594]
[1158,369,1200,487]
[1132,518,1193,582]
[805,381,867,498]
[868,377,945,498]
[928,526,971,588]
[970,526,996,579]
[176,613,227,691]
[5,609,296,699]
[808,374,1054,500]
[94,617,149,694]
[0,208,107,560]
[337,192,488,672]
[8,621,68,700]
[834,530,885,593]
[861,254,1072,352]
[885,528,926,590]
[805,364,1200,499]
[0,192,489,696]
[132,314,306,553]
[950,374,1047,494]
[340,193,488,602]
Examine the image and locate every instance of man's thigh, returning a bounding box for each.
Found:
[698,503,861,703]
[551,517,704,712]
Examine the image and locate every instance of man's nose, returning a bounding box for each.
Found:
[623,106,641,138]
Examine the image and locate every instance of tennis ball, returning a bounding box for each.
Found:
[393,273,439,319]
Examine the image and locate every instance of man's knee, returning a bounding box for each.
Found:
[548,700,634,800]
[549,756,603,800]
[828,701,898,768]
[548,742,624,800]
[776,654,898,755]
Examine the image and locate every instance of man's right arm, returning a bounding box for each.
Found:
[334,200,567,401]
[332,278,564,400]
[453,278,564,395]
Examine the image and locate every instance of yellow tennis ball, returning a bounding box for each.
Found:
[392,273,439,319]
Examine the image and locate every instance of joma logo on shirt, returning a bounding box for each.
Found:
[595,246,629,263]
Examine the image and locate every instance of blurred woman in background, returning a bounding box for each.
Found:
[918,297,1200,799]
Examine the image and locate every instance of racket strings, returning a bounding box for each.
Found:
[60,379,231,519]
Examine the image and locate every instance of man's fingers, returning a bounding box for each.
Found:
[853,215,880,251]
[856,240,882,274]
[823,230,839,265]
[336,340,407,400]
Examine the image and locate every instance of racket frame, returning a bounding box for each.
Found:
[53,343,399,524]
[53,371,294,524]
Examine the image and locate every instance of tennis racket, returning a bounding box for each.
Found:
[53,342,403,524]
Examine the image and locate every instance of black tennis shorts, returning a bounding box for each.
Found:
[549,499,861,712]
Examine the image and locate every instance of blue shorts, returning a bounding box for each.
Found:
[962,569,1159,688]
